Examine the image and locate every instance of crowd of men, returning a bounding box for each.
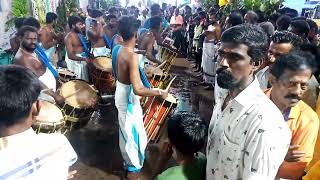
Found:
[0,2,320,180]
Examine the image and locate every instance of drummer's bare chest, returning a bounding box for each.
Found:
[31,58,46,76]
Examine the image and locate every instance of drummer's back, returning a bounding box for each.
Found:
[115,47,137,86]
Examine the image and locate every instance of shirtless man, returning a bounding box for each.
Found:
[64,16,90,81]
[103,14,122,51]
[87,10,108,57]
[200,10,221,90]
[39,12,64,65]
[112,16,168,180]
[137,16,163,64]
[13,26,63,103]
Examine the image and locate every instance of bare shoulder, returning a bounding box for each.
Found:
[65,32,76,41]
[122,50,138,65]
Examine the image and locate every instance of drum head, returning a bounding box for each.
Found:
[145,64,163,77]
[165,94,177,104]
[59,80,99,108]
[58,68,77,77]
[94,57,112,72]
[35,101,64,123]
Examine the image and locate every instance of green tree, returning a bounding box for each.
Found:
[5,0,30,31]
[100,0,117,10]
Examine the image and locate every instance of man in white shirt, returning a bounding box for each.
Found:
[0,65,77,180]
[207,24,291,180]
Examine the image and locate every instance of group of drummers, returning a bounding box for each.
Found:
[0,3,183,179]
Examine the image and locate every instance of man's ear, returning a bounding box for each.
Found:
[31,100,42,117]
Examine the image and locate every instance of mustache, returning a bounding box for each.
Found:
[216,67,237,89]
[284,94,301,100]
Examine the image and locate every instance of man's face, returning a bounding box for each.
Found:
[289,25,304,39]
[108,18,118,29]
[271,69,312,108]
[244,14,250,24]
[175,9,179,16]
[268,42,293,64]
[114,10,120,17]
[209,14,216,23]
[216,42,257,89]
[308,28,317,39]
[73,22,85,33]
[21,31,38,52]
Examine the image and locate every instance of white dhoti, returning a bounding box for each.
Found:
[65,53,89,81]
[115,81,147,172]
[92,46,111,57]
[202,42,217,85]
[138,54,146,69]
[38,68,57,103]
[44,46,57,65]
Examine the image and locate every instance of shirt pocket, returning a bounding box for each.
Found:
[219,131,241,174]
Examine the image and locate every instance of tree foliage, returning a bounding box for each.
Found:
[5,0,30,31]
[100,0,117,10]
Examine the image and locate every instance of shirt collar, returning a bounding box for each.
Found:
[0,128,36,150]
[265,88,300,120]
[287,101,301,120]
[233,77,264,107]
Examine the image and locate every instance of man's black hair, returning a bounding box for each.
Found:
[270,50,315,80]
[221,24,269,63]
[290,20,310,37]
[150,3,161,16]
[15,17,27,29]
[68,16,83,29]
[276,15,291,31]
[306,19,318,33]
[245,11,258,24]
[167,112,208,155]
[0,65,41,127]
[228,12,244,26]
[271,31,302,48]
[118,16,140,41]
[91,9,104,18]
[255,10,266,23]
[269,13,280,23]
[23,17,41,30]
[46,12,58,24]
[292,17,307,21]
[109,7,118,14]
[17,25,38,37]
[198,11,206,18]
[150,16,162,30]
[106,14,117,21]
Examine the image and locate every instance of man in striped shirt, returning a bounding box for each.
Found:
[0,65,77,180]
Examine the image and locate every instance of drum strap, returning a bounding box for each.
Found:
[77,33,90,57]
[103,34,119,50]
[103,34,112,49]
[112,45,151,89]
[35,44,59,78]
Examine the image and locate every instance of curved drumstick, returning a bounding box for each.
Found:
[64,89,82,99]
[165,76,177,91]
[41,88,54,93]
[150,61,166,74]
